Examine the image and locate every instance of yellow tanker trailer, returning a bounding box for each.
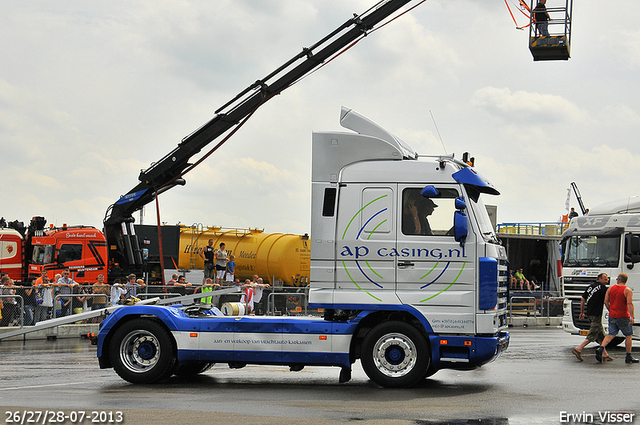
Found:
[178,226,310,287]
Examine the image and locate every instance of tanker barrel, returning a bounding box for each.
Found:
[177,227,310,287]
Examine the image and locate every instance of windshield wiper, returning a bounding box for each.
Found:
[483,232,499,244]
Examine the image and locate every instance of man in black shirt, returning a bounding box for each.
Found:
[572,273,609,361]
[199,239,215,284]
[533,0,551,37]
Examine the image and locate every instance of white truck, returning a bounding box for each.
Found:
[97,107,509,388]
[95,1,509,388]
[561,197,640,341]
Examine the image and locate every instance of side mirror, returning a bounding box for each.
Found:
[624,234,640,264]
[453,197,468,246]
[454,211,468,246]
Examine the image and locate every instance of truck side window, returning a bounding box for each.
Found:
[59,243,83,262]
[322,188,337,217]
[402,188,458,236]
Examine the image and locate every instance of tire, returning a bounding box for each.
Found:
[361,321,430,388]
[109,319,177,384]
[174,362,215,377]
[423,365,437,379]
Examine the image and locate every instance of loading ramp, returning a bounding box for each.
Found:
[0,286,241,342]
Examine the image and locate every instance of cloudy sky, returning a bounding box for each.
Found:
[1,0,639,235]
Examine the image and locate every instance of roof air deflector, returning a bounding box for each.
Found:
[339,107,417,159]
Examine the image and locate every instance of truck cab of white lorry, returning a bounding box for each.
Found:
[561,197,640,340]
[310,107,509,372]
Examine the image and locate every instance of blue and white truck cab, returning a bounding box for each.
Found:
[96,107,509,388]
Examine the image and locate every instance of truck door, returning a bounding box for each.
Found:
[335,184,398,305]
[396,184,477,334]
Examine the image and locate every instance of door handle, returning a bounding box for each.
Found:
[398,261,415,267]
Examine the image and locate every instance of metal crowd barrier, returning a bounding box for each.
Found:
[508,296,537,325]
[52,293,117,320]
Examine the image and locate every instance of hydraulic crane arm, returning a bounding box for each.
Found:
[103,0,422,276]
[570,182,586,215]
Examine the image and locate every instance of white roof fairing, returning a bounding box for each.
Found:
[588,196,640,216]
[312,107,414,184]
[339,107,418,160]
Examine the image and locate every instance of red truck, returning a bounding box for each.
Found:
[0,217,108,283]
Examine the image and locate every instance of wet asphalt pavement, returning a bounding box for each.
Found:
[0,326,638,425]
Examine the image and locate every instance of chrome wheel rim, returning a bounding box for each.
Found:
[119,330,161,373]
[372,332,417,378]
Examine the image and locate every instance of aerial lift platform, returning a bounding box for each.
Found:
[529,0,573,61]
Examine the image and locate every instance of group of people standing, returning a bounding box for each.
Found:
[0,270,145,327]
[239,275,270,315]
[196,240,269,314]
[199,239,235,286]
[1,239,275,326]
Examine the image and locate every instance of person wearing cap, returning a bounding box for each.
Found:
[402,190,437,236]
[419,198,437,236]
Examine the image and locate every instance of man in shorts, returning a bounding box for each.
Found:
[214,243,228,286]
[572,273,609,361]
[596,273,639,363]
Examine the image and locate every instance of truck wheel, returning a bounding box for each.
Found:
[174,362,214,377]
[109,319,176,384]
[361,321,430,388]
[423,365,437,379]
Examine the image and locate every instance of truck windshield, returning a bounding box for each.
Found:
[32,245,55,265]
[562,235,620,267]
[471,195,498,243]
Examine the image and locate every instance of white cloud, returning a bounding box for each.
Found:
[471,86,586,124]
